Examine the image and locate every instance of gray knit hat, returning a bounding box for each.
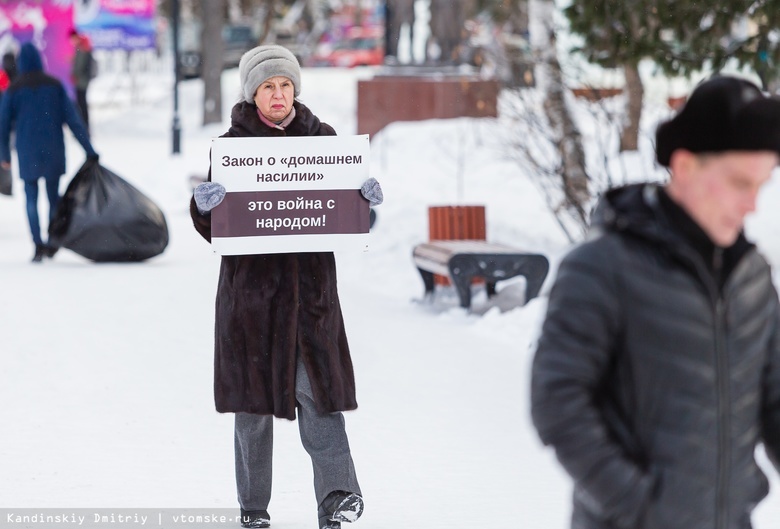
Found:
[239,45,301,103]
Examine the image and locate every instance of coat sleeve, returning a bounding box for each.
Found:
[190,184,212,242]
[62,86,96,157]
[761,296,780,469]
[319,121,336,136]
[190,146,217,243]
[531,237,656,528]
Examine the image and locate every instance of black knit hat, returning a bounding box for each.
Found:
[655,76,780,167]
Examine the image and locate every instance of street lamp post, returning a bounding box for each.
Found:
[171,0,181,154]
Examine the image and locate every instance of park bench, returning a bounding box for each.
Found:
[412,240,550,310]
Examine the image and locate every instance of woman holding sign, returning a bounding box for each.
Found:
[190,45,382,529]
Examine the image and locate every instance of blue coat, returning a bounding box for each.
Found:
[0,43,96,182]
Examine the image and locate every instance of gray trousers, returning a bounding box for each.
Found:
[234,360,361,511]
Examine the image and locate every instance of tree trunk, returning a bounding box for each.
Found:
[620,62,643,152]
[258,0,276,44]
[429,0,464,64]
[202,0,225,125]
[530,0,590,235]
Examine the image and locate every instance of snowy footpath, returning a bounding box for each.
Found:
[1,65,780,528]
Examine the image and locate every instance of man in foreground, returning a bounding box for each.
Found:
[531,75,780,529]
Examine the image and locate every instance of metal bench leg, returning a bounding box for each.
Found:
[523,256,550,302]
[451,273,472,309]
[525,275,544,302]
[448,255,478,309]
[417,268,435,298]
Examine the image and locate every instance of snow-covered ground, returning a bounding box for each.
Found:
[2,57,780,529]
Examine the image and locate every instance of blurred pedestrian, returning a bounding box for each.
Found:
[69,29,94,132]
[0,51,12,196]
[0,66,8,93]
[190,45,382,529]
[0,42,98,262]
[531,75,780,529]
[0,49,16,197]
[2,50,17,84]
[385,0,415,61]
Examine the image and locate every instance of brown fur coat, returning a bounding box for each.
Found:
[190,100,357,419]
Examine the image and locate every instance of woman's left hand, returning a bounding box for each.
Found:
[360,177,383,206]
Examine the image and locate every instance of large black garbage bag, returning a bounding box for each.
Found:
[0,164,11,196]
[49,159,169,262]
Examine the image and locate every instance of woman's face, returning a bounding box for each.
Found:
[253,76,294,122]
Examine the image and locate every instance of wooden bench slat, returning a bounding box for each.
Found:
[423,240,524,255]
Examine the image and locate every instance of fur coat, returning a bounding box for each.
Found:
[190,100,357,420]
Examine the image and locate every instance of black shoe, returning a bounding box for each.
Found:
[318,491,363,529]
[43,244,58,258]
[32,244,45,263]
[239,509,270,528]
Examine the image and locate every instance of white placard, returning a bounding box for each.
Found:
[209,135,371,255]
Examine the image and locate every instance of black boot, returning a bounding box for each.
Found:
[43,244,58,258]
[32,244,45,263]
[318,491,363,529]
[239,509,270,528]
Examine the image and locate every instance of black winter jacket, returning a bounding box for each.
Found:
[531,183,780,529]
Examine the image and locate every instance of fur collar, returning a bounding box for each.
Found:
[227,100,327,138]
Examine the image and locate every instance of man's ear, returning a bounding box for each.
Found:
[666,149,700,204]
[668,149,696,183]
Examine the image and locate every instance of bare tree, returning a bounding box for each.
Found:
[428,0,465,64]
[620,62,643,151]
[202,0,225,125]
[522,0,591,240]
[257,0,277,43]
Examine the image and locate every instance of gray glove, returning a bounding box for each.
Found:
[360,177,383,206]
[194,181,226,215]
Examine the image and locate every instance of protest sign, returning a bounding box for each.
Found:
[210,135,371,255]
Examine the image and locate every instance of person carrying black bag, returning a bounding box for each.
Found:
[0,42,98,263]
